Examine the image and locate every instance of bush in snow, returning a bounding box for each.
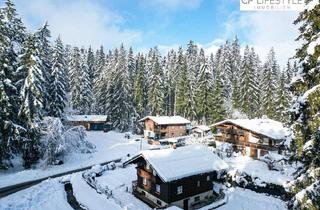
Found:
[39,117,95,166]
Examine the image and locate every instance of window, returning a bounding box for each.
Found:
[157,200,162,205]
[194,196,200,202]
[177,186,183,195]
[156,184,160,193]
[207,175,210,181]
[146,162,150,170]
[197,181,200,187]
[143,178,147,185]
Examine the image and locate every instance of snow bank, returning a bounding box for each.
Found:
[216,187,287,210]
[0,178,72,210]
[226,156,292,186]
[70,173,122,210]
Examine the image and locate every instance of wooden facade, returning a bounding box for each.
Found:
[130,158,216,210]
[66,115,111,131]
[213,122,282,158]
[141,116,191,141]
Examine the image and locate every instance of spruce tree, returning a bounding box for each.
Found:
[275,70,290,122]
[18,35,45,168]
[288,1,320,209]
[34,22,52,113]
[212,63,227,122]
[78,48,93,114]
[147,47,164,115]
[239,46,260,118]
[195,56,215,124]
[133,53,146,118]
[50,37,67,118]
[69,47,82,112]
[261,48,280,118]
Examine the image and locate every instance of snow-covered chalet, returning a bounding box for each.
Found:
[211,118,289,158]
[124,145,228,210]
[139,116,191,142]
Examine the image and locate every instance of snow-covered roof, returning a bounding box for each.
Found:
[192,125,211,132]
[211,119,289,140]
[125,145,228,182]
[66,115,108,122]
[139,116,191,125]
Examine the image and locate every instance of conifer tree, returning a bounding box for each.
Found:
[288,1,320,209]
[239,46,260,118]
[87,46,95,88]
[147,47,164,115]
[195,56,215,124]
[50,37,67,118]
[105,45,137,131]
[275,70,290,122]
[18,35,45,168]
[78,48,93,114]
[261,48,280,118]
[212,63,227,122]
[34,22,52,113]
[69,47,82,112]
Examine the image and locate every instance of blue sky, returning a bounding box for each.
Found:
[2,0,300,66]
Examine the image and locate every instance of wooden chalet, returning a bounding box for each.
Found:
[124,145,228,210]
[211,119,288,158]
[139,116,191,142]
[192,125,211,138]
[66,115,112,131]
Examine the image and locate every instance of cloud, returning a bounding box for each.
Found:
[219,11,300,67]
[13,0,142,49]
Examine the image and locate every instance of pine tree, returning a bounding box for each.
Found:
[133,53,146,118]
[0,12,16,169]
[175,47,196,119]
[212,63,227,122]
[18,35,45,168]
[239,46,260,118]
[195,56,215,124]
[69,47,82,112]
[164,50,178,116]
[105,44,137,131]
[1,0,26,44]
[221,41,233,113]
[87,46,95,88]
[78,48,93,114]
[261,48,280,118]
[34,22,52,113]
[147,47,164,115]
[231,36,242,110]
[288,2,320,209]
[50,37,67,118]
[275,70,290,122]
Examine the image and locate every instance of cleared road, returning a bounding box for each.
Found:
[0,158,121,199]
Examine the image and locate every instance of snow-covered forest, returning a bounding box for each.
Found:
[0,0,320,209]
[0,0,295,170]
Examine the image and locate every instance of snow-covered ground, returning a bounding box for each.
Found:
[0,163,288,210]
[226,155,292,186]
[0,131,155,188]
[0,178,72,210]
[0,131,291,210]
